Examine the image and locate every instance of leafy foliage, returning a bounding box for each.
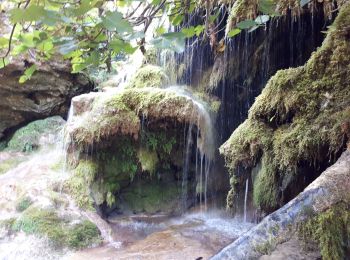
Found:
[0,0,282,78]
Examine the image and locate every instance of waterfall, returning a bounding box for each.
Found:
[181,123,193,211]
[244,178,249,222]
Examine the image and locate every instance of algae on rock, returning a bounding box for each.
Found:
[220,2,350,214]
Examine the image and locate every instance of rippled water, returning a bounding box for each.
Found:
[68,210,254,260]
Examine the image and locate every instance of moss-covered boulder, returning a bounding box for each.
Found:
[126,65,168,89]
[67,87,209,148]
[220,3,350,214]
[6,116,65,152]
[11,206,101,249]
[65,84,215,215]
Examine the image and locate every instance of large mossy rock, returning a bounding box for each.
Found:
[0,59,93,140]
[66,87,210,148]
[220,3,350,214]
[65,86,212,215]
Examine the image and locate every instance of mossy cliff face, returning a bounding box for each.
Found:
[65,86,212,215]
[220,3,350,214]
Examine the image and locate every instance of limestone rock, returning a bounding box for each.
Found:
[0,60,93,140]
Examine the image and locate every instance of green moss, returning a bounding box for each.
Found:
[137,148,158,175]
[0,156,27,174]
[48,191,69,208]
[297,203,350,260]
[66,220,101,249]
[12,206,101,249]
[65,160,97,210]
[221,3,350,213]
[0,218,16,230]
[126,65,168,89]
[69,87,195,148]
[7,116,64,152]
[122,181,182,214]
[16,196,33,212]
[252,154,278,211]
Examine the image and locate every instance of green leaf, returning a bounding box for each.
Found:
[155,26,166,36]
[151,0,161,5]
[102,11,133,33]
[37,40,54,53]
[0,37,8,48]
[194,25,205,36]
[258,0,278,15]
[182,27,196,38]
[0,58,9,69]
[19,65,37,83]
[227,28,241,37]
[72,0,100,16]
[255,15,270,25]
[10,5,46,23]
[209,9,220,23]
[151,32,185,53]
[300,0,312,7]
[171,14,183,26]
[58,40,78,55]
[110,39,137,54]
[236,20,257,29]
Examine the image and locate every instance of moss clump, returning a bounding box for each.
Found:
[68,87,200,148]
[7,116,64,152]
[66,220,101,249]
[252,154,278,211]
[297,203,350,260]
[221,3,350,213]
[65,160,97,210]
[12,206,101,249]
[126,65,168,89]
[16,196,33,212]
[137,148,158,175]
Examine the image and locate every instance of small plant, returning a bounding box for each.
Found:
[16,196,33,212]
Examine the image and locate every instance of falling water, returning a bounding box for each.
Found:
[244,178,249,222]
[165,86,216,211]
[181,123,193,211]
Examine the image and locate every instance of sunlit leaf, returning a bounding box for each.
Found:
[102,11,133,33]
[236,20,257,29]
[255,15,270,25]
[227,28,241,37]
[0,58,9,69]
[19,65,37,83]
[209,9,220,23]
[182,27,196,38]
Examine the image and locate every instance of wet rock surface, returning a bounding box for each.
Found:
[212,149,350,260]
[0,60,93,140]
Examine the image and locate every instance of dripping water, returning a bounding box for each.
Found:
[244,178,249,222]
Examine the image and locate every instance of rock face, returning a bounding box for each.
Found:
[212,149,350,260]
[0,60,94,140]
